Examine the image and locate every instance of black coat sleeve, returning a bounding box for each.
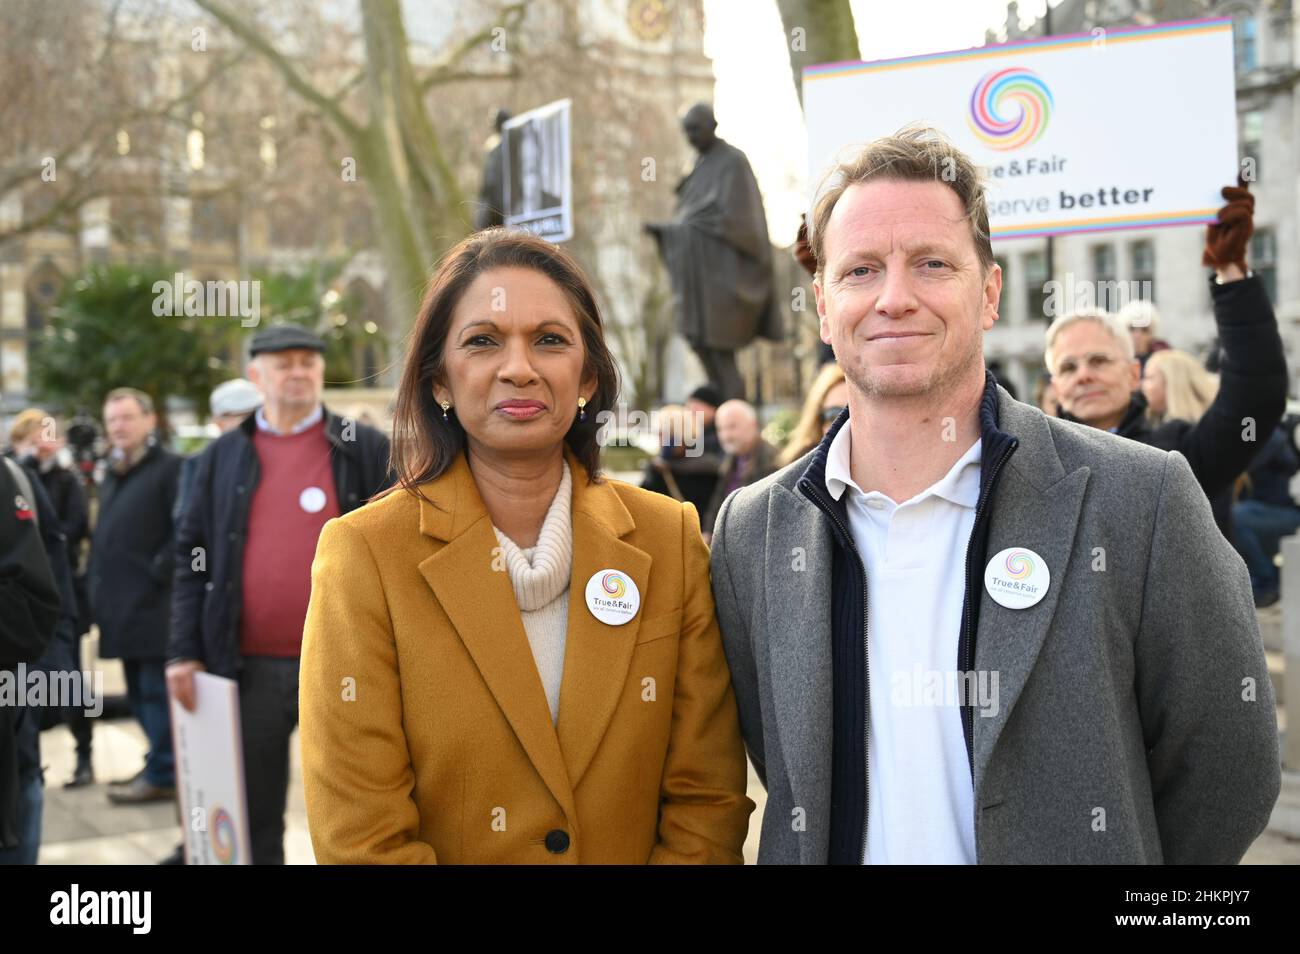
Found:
[1172,275,1288,498]
[0,465,59,669]
[148,454,182,586]
[28,470,78,673]
[53,467,89,552]
[168,445,212,664]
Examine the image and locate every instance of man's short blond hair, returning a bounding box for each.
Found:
[1044,309,1135,372]
[807,123,994,280]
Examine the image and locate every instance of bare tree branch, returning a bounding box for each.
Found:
[418,0,529,93]
[329,67,366,104]
[0,46,252,244]
[422,66,521,87]
[192,0,364,143]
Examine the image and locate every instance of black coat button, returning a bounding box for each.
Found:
[544,829,569,854]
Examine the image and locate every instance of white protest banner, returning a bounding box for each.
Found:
[804,18,1238,240]
[503,98,573,242]
[170,671,251,865]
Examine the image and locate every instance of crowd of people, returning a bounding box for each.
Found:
[0,124,1290,865]
[1,325,389,865]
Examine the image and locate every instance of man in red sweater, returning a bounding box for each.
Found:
[167,325,391,864]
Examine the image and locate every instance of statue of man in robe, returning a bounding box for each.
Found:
[645,103,782,401]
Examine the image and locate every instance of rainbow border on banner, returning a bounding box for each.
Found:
[991,209,1219,239]
[803,17,1232,240]
[802,17,1231,82]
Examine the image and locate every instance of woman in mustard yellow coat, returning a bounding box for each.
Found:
[300,229,753,863]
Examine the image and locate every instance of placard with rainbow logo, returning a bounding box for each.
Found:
[803,18,1238,240]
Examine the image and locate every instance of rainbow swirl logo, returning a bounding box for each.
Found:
[1004,550,1036,580]
[968,67,1053,152]
[210,807,237,864]
[601,572,628,599]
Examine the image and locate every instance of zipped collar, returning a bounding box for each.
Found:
[795,370,1021,786]
[797,371,1017,513]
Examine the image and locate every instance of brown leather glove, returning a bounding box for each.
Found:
[794,214,818,277]
[1202,182,1254,272]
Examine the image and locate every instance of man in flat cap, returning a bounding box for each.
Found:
[166,325,391,864]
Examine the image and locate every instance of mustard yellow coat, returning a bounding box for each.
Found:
[299,445,753,863]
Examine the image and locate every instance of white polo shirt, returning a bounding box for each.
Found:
[824,421,982,865]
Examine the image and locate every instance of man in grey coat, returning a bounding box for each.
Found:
[710,126,1281,864]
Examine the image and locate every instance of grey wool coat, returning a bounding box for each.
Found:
[710,386,1280,864]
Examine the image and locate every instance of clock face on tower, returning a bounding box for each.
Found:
[628,0,669,42]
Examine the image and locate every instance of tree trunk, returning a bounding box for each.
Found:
[774,0,860,107]
[194,0,480,381]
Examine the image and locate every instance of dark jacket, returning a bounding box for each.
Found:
[1061,274,1286,541]
[18,462,80,695]
[17,456,90,553]
[640,450,722,519]
[1240,427,1299,507]
[88,441,182,659]
[0,459,59,849]
[18,454,90,636]
[702,439,779,534]
[168,406,391,679]
[796,372,1017,863]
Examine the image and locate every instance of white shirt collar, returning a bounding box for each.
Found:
[254,404,323,436]
[824,419,983,509]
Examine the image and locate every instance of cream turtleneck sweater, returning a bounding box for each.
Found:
[491,460,573,724]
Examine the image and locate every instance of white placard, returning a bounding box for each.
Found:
[804,18,1239,240]
[170,671,251,865]
[503,99,573,243]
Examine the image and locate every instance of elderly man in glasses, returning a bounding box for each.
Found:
[1046,186,1285,544]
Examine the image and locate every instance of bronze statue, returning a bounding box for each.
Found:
[646,103,782,401]
[474,108,511,231]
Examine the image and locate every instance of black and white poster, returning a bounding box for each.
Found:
[503,99,572,243]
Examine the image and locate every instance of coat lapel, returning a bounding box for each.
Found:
[765,483,835,863]
[555,447,651,789]
[417,449,576,821]
[972,395,1090,791]
[415,446,655,812]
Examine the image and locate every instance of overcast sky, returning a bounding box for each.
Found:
[703,0,1052,242]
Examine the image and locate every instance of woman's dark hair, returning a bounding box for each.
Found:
[388,227,621,498]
